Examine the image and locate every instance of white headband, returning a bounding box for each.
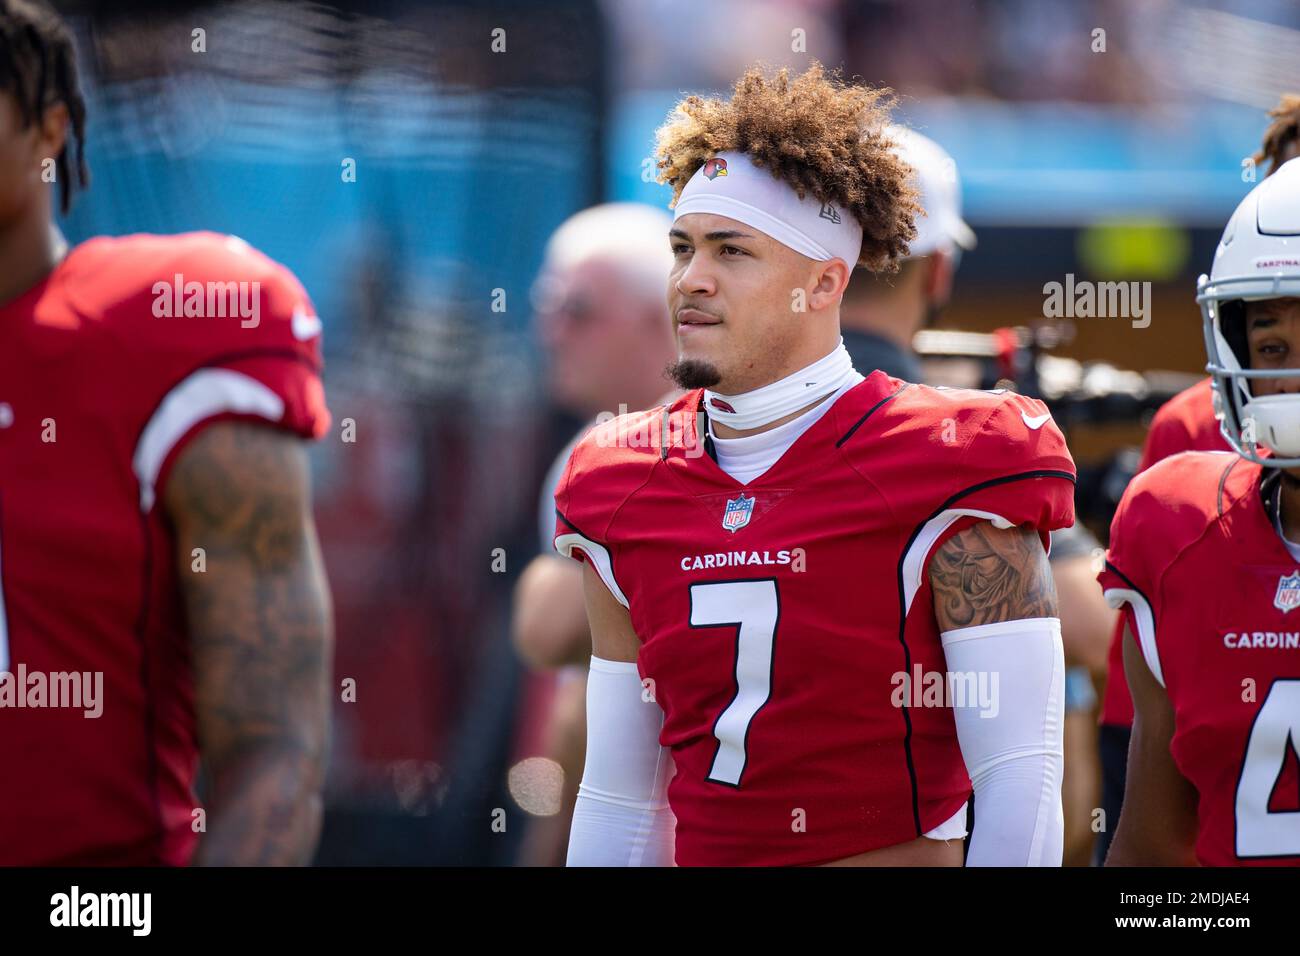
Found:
[673,150,864,266]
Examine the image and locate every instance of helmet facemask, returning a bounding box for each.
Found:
[1199,277,1300,468]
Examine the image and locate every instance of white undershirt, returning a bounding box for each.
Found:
[708,372,865,485]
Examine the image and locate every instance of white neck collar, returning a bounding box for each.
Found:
[706,376,860,484]
[703,337,859,431]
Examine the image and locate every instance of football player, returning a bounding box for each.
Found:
[556,64,1076,867]
[1095,90,1300,863]
[0,0,332,865]
[1102,157,1300,866]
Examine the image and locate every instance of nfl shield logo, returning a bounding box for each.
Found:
[722,493,755,533]
[1274,571,1300,613]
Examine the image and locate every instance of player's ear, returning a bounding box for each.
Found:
[807,258,852,311]
[35,101,69,167]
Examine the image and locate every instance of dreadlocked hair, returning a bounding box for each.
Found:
[0,0,88,213]
[654,61,919,272]
[1254,93,1300,177]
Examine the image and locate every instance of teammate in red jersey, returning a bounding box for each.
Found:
[1102,157,1300,866]
[1095,92,1300,863]
[555,64,1076,867]
[1093,376,1227,862]
[0,0,332,865]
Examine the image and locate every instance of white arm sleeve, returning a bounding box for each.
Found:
[566,656,676,866]
[940,617,1065,867]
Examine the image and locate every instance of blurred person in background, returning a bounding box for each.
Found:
[0,0,332,865]
[1094,91,1300,865]
[511,202,677,865]
[839,126,976,383]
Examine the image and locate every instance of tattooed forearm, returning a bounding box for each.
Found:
[928,522,1058,632]
[164,421,333,866]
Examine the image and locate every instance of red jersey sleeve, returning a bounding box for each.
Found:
[552,411,661,608]
[842,384,1078,624]
[1095,452,1225,689]
[200,237,328,440]
[1097,465,1164,686]
[940,391,1077,551]
[82,232,331,511]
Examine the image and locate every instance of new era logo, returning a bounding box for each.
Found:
[819,203,841,224]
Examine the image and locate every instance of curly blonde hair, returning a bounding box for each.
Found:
[1254,93,1300,176]
[654,62,919,272]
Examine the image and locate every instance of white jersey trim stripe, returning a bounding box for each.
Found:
[902,508,1015,616]
[1102,587,1163,688]
[554,531,629,609]
[134,368,285,513]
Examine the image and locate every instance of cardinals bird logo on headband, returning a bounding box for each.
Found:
[702,157,728,180]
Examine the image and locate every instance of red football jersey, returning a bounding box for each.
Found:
[0,232,329,865]
[1098,451,1300,866]
[1100,378,1229,727]
[554,372,1076,866]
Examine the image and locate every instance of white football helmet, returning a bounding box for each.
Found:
[1198,157,1300,468]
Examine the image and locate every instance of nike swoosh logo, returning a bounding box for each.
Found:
[292,305,322,341]
[1021,411,1051,430]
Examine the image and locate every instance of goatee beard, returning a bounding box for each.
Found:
[665,358,722,390]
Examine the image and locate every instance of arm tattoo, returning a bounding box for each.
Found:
[165,421,333,866]
[928,522,1058,632]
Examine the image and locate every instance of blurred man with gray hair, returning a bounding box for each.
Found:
[511,202,679,865]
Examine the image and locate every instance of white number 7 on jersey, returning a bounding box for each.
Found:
[689,579,779,787]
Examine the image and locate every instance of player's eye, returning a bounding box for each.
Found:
[721,245,748,257]
[671,243,692,256]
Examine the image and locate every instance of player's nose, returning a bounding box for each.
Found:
[674,258,716,298]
